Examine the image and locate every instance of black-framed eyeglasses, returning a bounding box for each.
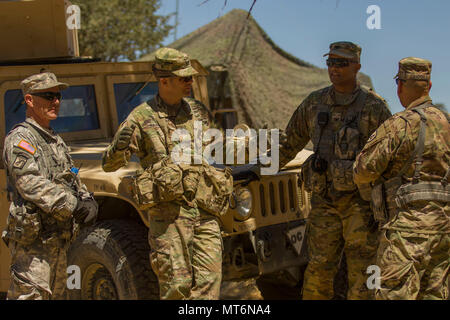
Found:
[326,58,352,68]
[178,76,193,83]
[31,91,62,101]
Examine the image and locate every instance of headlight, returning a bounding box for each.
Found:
[231,186,253,221]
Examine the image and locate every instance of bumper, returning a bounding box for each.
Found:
[222,220,308,281]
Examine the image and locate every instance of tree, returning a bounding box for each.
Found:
[74,0,173,62]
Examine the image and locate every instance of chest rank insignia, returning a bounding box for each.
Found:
[17,139,36,155]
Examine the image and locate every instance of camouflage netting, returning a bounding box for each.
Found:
[140,9,373,130]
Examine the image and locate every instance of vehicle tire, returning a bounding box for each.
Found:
[67,219,159,300]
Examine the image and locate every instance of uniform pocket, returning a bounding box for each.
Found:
[301,154,327,195]
[330,159,357,192]
[6,205,41,246]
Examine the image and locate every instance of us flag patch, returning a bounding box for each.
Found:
[17,139,36,155]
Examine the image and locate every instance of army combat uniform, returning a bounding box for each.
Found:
[102,48,223,300]
[278,42,392,299]
[2,73,96,300]
[354,58,449,300]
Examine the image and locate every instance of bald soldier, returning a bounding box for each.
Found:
[276,42,391,299]
[1,72,97,299]
[354,57,449,300]
[102,48,225,300]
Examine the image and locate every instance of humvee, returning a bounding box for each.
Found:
[0,0,315,300]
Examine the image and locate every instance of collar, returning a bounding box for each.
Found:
[324,83,361,106]
[25,117,58,141]
[155,94,192,119]
[406,95,432,110]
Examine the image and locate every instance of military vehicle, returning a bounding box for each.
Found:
[0,0,315,299]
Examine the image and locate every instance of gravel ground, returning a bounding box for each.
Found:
[220,278,263,300]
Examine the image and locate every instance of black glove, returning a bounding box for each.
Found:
[73,199,90,223]
[73,197,98,224]
[114,124,136,151]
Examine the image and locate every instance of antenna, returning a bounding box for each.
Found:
[174,0,180,42]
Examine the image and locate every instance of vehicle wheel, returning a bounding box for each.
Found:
[67,219,159,300]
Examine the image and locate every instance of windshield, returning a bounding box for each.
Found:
[4,85,100,134]
[113,82,158,123]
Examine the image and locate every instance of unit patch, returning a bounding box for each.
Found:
[13,155,28,169]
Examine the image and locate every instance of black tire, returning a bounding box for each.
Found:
[67,219,159,300]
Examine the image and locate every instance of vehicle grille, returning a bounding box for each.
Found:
[257,174,299,218]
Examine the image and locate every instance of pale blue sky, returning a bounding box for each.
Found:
[157,0,449,114]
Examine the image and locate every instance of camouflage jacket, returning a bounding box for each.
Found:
[278,84,391,202]
[354,96,450,233]
[3,118,89,241]
[102,95,211,215]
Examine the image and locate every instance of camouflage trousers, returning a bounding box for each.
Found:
[375,230,449,300]
[148,204,223,300]
[302,194,378,300]
[7,240,69,300]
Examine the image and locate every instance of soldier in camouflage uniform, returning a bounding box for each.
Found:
[1,72,98,300]
[354,57,449,300]
[276,42,392,299]
[102,48,223,300]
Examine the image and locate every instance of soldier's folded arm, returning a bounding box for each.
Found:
[353,115,408,186]
[278,99,311,168]
[102,117,141,172]
[6,138,78,219]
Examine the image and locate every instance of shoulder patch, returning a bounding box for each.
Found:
[17,139,36,155]
[13,155,28,170]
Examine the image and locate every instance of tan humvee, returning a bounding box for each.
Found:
[0,0,312,300]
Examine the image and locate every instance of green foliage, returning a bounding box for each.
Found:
[74,0,173,62]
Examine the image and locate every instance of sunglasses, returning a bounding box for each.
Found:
[31,91,62,101]
[178,76,193,83]
[326,58,352,68]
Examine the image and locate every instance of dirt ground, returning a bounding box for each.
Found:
[220,278,263,300]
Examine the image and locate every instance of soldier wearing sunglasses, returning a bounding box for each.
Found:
[275,42,392,299]
[2,72,98,299]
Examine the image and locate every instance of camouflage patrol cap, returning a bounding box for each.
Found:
[21,72,68,95]
[153,47,199,77]
[394,57,432,81]
[323,41,362,62]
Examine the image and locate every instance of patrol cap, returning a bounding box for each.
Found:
[394,57,432,81]
[153,47,199,77]
[323,41,362,62]
[21,72,69,95]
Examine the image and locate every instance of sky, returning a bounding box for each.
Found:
[156,0,450,115]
